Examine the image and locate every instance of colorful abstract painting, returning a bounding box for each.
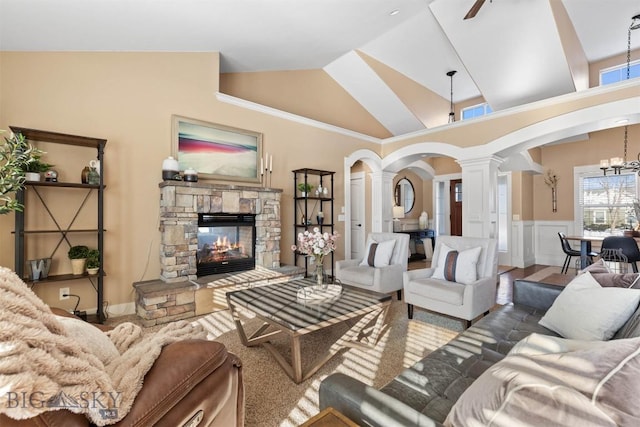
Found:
[172,116,262,182]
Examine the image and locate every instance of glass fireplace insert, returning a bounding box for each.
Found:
[197,213,256,276]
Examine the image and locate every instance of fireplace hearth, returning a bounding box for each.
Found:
[197,213,256,276]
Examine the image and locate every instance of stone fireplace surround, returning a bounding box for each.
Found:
[132,182,284,326]
[158,181,282,282]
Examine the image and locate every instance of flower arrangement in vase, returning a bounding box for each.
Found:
[292,227,339,285]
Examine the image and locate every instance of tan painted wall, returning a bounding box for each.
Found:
[220,69,391,138]
[429,156,461,176]
[0,51,375,313]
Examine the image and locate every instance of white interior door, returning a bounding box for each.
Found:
[350,172,366,260]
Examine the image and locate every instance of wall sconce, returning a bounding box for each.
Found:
[544,169,559,213]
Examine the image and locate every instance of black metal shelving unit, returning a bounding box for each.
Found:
[12,126,107,323]
[292,168,335,278]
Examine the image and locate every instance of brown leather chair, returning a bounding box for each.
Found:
[0,309,244,427]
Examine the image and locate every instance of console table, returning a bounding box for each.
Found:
[397,229,435,261]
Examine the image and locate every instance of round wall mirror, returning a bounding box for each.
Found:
[395,178,415,214]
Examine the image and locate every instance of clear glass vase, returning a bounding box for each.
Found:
[314,261,324,286]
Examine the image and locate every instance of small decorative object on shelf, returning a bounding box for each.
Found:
[28,258,51,281]
[89,159,100,175]
[317,211,324,225]
[183,168,198,182]
[162,156,180,181]
[86,249,100,275]
[68,245,89,275]
[23,155,54,182]
[88,167,100,185]
[297,182,313,197]
[44,170,58,182]
[291,227,339,286]
[81,166,90,184]
[419,211,428,229]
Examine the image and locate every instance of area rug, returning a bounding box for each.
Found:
[191,300,464,426]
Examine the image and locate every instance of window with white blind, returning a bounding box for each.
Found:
[574,165,638,236]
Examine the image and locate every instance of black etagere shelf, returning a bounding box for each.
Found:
[292,168,335,278]
[12,126,107,323]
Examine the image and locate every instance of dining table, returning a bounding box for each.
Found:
[564,235,640,269]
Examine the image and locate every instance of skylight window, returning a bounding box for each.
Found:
[600,60,640,85]
[461,102,493,120]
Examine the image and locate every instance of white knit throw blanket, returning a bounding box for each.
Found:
[0,266,206,425]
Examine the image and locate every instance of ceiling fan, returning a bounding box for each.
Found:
[464,0,491,20]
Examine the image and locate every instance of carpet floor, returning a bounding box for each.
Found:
[189,299,464,426]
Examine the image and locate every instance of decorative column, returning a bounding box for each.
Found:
[457,156,503,238]
[369,171,397,232]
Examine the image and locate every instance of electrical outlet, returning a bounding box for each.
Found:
[59,287,69,300]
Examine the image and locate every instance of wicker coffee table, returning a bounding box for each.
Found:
[226,278,392,383]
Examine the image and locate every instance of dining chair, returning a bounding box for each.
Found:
[558,232,596,274]
[600,236,640,273]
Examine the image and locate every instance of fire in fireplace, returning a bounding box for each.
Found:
[197,213,256,276]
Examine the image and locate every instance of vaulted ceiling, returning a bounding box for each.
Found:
[1,0,639,137]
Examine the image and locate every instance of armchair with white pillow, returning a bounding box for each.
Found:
[403,235,498,327]
[335,232,410,299]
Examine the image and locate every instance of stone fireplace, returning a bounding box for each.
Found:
[159,181,281,283]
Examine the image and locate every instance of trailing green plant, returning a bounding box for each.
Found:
[297,182,314,193]
[68,245,89,259]
[0,132,44,214]
[86,249,100,269]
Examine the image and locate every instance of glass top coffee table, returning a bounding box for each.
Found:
[226,278,392,383]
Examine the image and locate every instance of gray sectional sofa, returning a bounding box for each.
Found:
[319,279,640,426]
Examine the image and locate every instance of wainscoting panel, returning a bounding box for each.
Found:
[534,221,576,267]
[511,221,536,268]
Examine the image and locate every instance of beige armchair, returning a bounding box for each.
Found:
[335,232,410,300]
[403,235,498,327]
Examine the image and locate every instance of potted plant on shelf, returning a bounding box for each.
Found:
[68,245,89,275]
[86,249,100,275]
[24,158,54,182]
[297,182,314,197]
[0,131,44,214]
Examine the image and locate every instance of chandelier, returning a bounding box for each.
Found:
[600,14,640,175]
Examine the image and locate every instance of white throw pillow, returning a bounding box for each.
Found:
[509,333,605,356]
[432,243,482,285]
[56,315,120,365]
[539,272,640,340]
[359,239,396,267]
